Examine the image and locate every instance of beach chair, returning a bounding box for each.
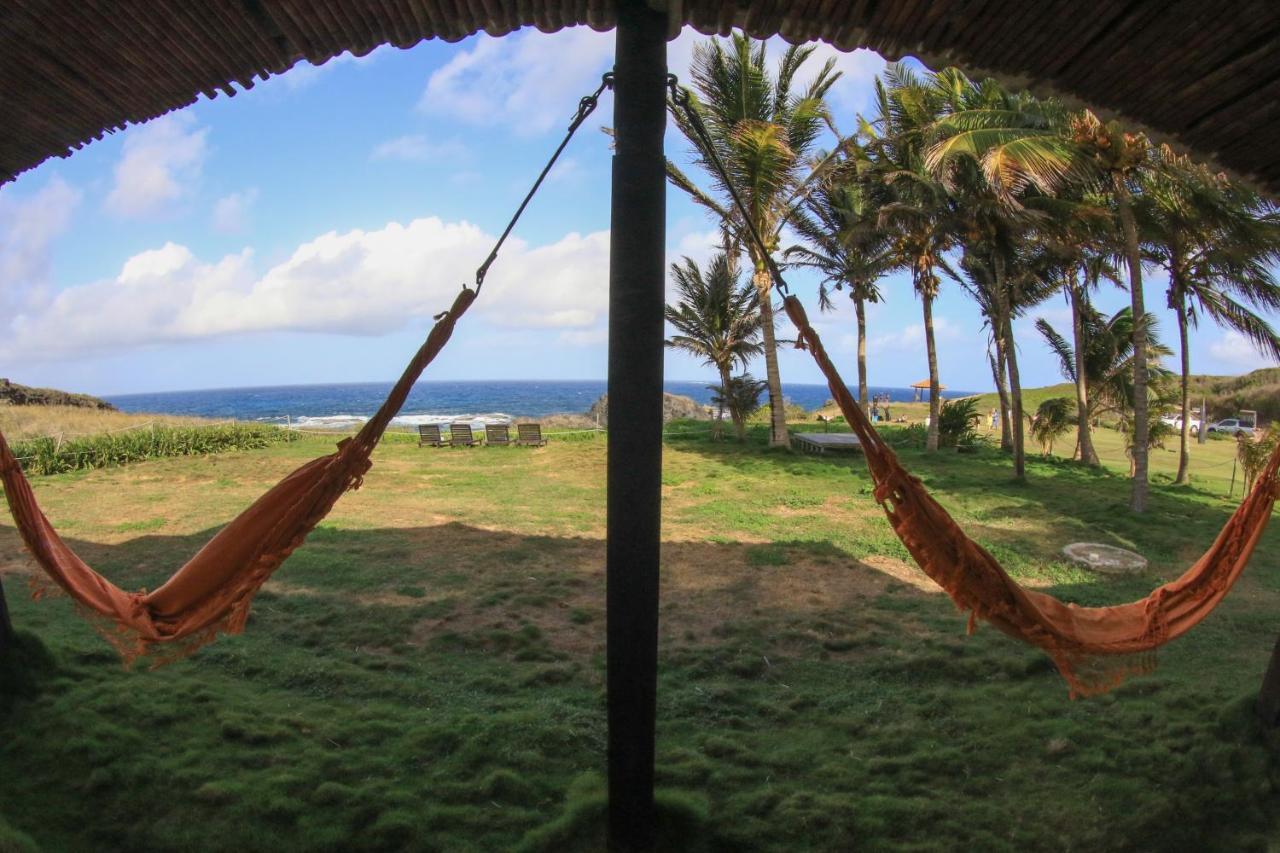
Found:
[418,424,446,447]
[449,423,482,447]
[515,423,547,447]
[485,424,512,447]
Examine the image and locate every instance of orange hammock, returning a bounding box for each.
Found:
[784,294,1280,696]
[0,289,475,664]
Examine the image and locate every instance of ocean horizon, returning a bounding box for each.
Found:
[105,379,981,429]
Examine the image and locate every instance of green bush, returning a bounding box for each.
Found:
[747,401,809,423]
[938,398,981,447]
[11,424,298,476]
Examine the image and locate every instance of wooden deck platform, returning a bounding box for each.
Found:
[792,433,863,455]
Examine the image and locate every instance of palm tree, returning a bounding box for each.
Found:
[785,155,895,414]
[1036,305,1173,435]
[1017,192,1121,466]
[926,98,1155,510]
[948,245,1057,477]
[668,35,842,448]
[1030,397,1074,456]
[709,374,768,441]
[665,253,764,441]
[1137,145,1280,484]
[866,65,959,452]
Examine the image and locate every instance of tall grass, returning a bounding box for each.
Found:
[0,405,215,442]
[11,423,298,475]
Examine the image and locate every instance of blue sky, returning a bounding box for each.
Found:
[0,27,1273,398]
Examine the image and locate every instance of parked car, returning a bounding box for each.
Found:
[1159,414,1200,435]
[1206,418,1256,436]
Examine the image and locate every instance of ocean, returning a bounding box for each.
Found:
[105,380,978,430]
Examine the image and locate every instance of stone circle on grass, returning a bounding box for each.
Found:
[1062,542,1149,575]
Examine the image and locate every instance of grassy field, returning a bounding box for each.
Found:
[1,422,1277,851]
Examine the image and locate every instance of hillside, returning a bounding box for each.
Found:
[970,368,1275,424]
[0,379,115,411]
[1184,367,1279,423]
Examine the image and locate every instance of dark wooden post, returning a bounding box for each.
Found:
[0,575,13,653]
[606,1,666,850]
[1259,633,1280,728]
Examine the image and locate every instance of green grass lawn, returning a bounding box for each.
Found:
[1,426,1277,851]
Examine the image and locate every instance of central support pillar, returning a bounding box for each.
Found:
[0,576,12,653]
[1260,633,1280,728]
[606,1,667,850]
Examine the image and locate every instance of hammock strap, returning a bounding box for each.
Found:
[474,73,614,293]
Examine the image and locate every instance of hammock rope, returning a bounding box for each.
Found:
[669,77,1280,696]
[0,78,614,664]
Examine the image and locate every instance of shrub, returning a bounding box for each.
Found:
[937,398,981,448]
[11,423,298,476]
[1237,423,1279,493]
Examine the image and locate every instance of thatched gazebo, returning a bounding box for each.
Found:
[911,379,945,401]
[3,2,1279,850]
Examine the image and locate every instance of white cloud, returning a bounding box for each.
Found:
[278,48,386,92]
[420,27,614,136]
[0,176,82,312]
[1209,329,1276,368]
[867,316,961,355]
[370,135,469,163]
[211,188,258,234]
[2,217,610,361]
[105,114,208,218]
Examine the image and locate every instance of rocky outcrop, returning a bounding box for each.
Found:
[0,379,115,410]
[587,392,711,426]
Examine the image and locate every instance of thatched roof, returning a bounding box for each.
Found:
[3,2,1279,192]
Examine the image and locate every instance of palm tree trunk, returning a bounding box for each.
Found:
[1002,309,1027,480]
[991,336,1013,451]
[922,292,941,452]
[753,265,790,449]
[1114,173,1149,513]
[994,254,1025,480]
[1069,279,1099,465]
[715,365,730,442]
[1174,292,1192,485]
[855,296,869,415]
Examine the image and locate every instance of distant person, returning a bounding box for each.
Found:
[871,403,880,422]
[989,409,997,430]
[883,404,891,421]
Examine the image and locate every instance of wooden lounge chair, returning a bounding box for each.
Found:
[515,423,547,447]
[485,424,512,447]
[449,423,482,447]
[418,424,446,447]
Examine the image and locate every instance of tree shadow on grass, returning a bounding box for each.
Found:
[1,520,1277,851]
